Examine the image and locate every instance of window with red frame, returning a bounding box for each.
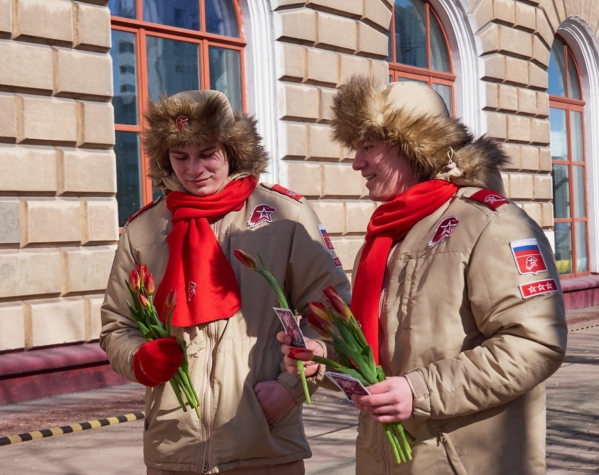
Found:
[387,0,455,115]
[548,37,589,277]
[108,0,245,226]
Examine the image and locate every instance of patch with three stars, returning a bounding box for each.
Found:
[519,278,558,299]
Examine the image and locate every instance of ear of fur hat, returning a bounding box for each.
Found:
[330,75,509,195]
[143,90,269,192]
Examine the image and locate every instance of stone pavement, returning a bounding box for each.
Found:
[1,322,598,474]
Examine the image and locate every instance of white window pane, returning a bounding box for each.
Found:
[570,111,584,162]
[549,108,567,160]
[575,222,588,273]
[573,165,586,218]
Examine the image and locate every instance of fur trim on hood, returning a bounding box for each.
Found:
[330,76,508,192]
[143,90,269,191]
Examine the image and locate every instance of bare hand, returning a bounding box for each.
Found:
[254,380,296,424]
[352,377,413,423]
[277,331,324,378]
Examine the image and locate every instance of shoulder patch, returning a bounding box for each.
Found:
[271,184,304,202]
[469,189,510,210]
[127,197,162,224]
[519,278,559,299]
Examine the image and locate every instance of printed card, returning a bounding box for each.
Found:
[326,372,371,401]
[273,307,306,349]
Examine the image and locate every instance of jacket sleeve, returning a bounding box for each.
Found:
[99,224,146,383]
[276,200,352,401]
[405,206,567,420]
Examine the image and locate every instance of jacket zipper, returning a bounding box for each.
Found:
[201,325,215,473]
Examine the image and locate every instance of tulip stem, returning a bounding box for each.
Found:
[297,361,311,405]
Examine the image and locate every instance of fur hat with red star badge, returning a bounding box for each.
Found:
[143,90,269,192]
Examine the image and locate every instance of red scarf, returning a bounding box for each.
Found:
[154,177,257,327]
[351,180,460,364]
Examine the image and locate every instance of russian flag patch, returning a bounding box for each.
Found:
[519,278,559,299]
[510,238,548,275]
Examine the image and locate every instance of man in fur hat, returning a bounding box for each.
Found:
[281,76,567,474]
[100,90,350,475]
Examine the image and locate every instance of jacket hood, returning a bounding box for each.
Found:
[330,76,508,194]
[143,90,269,192]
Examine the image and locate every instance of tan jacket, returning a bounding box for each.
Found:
[100,183,350,473]
[355,187,567,475]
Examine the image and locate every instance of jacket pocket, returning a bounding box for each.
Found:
[437,431,470,475]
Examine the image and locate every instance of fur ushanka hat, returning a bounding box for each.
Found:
[330,76,508,193]
[143,90,269,190]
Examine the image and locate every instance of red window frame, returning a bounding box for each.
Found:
[549,38,589,278]
[387,0,456,116]
[111,0,246,207]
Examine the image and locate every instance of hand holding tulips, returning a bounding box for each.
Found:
[277,331,324,378]
[234,249,312,404]
[305,286,414,465]
[125,264,201,418]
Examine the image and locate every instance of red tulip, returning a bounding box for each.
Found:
[307,313,334,337]
[287,347,314,361]
[143,273,155,295]
[309,301,332,322]
[136,264,148,282]
[323,286,351,320]
[165,288,177,309]
[138,294,151,311]
[128,270,140,293]
[233,249,258,269]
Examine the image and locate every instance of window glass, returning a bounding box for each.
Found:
[147,37,200,101]
[567,51,581,99]
[205,0,239,37]
[115,132,142,227]
[143,0,200,30]
[432,83,451,114]
[573,166,586,218]
[575,222,588,273]
[108,0,136,19]
[570,111,583,162]
[554,222,572,275]
[111,30,138,125]
[394,0,426,68]
[552,164,570,219]
[429,11,450,72]
[209,47,242,111]
[547,38,566,97]
[549,108,567,160]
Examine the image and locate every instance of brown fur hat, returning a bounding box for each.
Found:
[143,90,269,188]
[330,75,508,183]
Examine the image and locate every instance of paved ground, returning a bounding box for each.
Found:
[1,319,598,474]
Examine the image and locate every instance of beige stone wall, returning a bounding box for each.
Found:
[0,0,116,352]
[473,0,598,230]
[271,0,392,276]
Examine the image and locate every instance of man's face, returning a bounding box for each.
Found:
[168,142,230,196]
[351,141,419,201]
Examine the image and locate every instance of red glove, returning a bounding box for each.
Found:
[133,338,184,387]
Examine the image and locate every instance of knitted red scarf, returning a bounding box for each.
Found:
[154,176,257,327]
[351,180,460,364]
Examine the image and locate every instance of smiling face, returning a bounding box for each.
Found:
[168,142,230,196]
[351,140,419,202]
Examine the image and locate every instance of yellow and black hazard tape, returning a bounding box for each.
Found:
[569,323,599,333]
[0,411,145,447]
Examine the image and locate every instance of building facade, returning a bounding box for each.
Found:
[0,0,598,402]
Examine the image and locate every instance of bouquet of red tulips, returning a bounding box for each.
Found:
[125,264,201,418]
[308,286,413,464]
[234,249,312,405]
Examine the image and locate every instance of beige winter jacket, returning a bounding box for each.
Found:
[355,187,567,475]
[100,182,350,473]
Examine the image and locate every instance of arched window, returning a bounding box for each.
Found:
[108,0,245,226]
[387,0,455,115]
[548,37,588,277]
